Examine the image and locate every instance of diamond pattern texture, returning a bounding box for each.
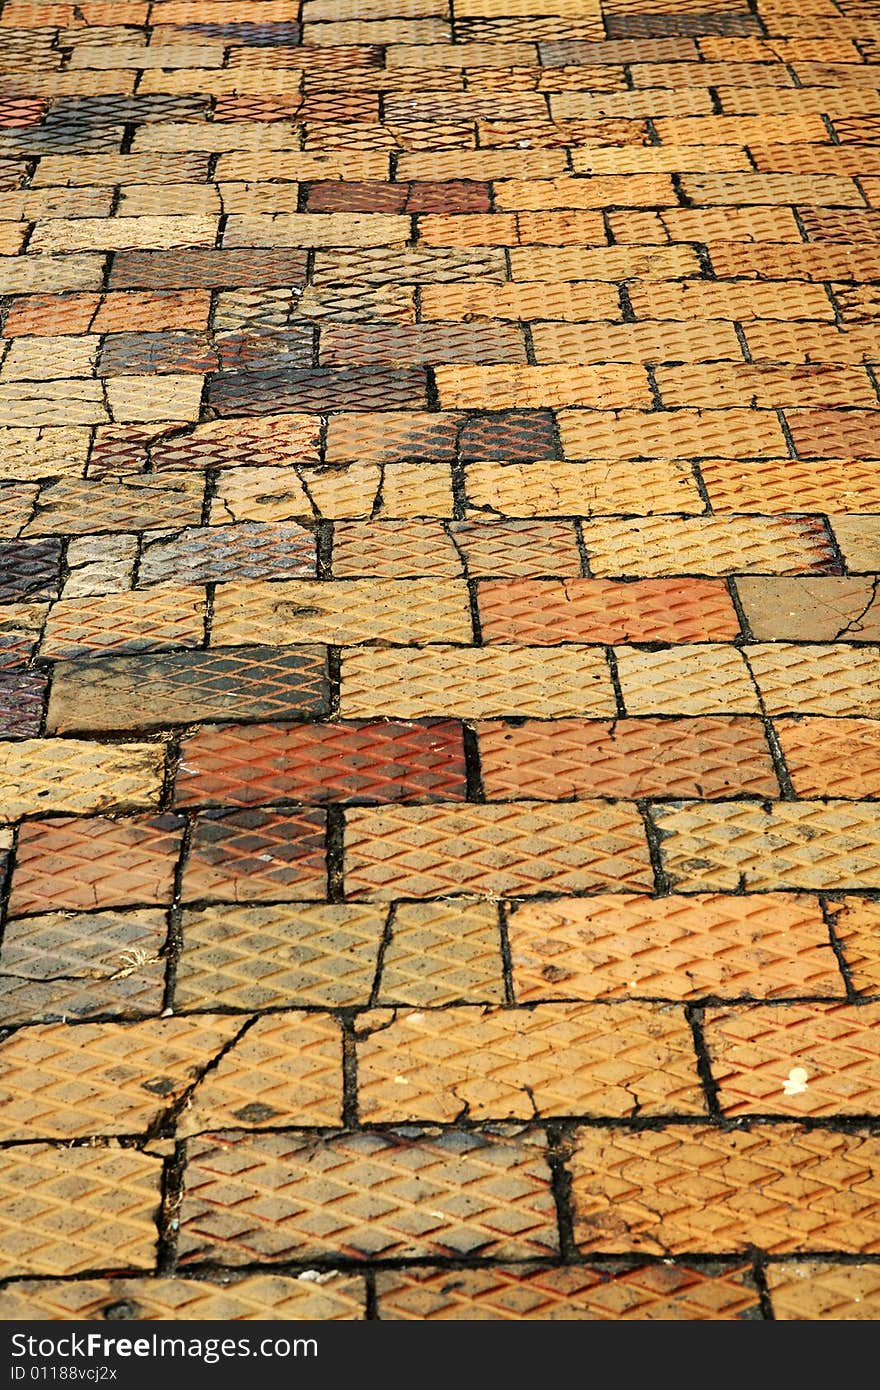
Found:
[47,645,329,733]
[178,1127,558,1263]
[0,909,167,1025]
[180,1012,343,1134]
[703,1003,880,1117]
[0,1273,367,1321]
[767,1263,880,1320]
[376,1263,761,1319]
[182,808,327,903]
[176,903,384,1012]
[0,1015,242,1141]
[508,893,843,1002]
[357,1003,703,1121]
[0,1144,161,1277]
[477,717,777,800]
[174,719,467,806]
[654,800,880,891]
[570,1125,880,1254]
[9,814,184,915]
[344,802,653,898]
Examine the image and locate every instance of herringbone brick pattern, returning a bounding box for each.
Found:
[0,0,878,1324]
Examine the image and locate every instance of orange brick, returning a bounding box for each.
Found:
[703,1003,880,1117]
[492,175,676,211]
[655,364,877,408]
[476,578,739,643]
[627,280,836,321]
[478,716,776,800]
[434,365,650,410]
[559,409,788,459]
[775,718,880,798]
[507,893,841,1001]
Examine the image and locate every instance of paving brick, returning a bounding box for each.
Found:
[435,365,650,411]
[0,740,163,819]
[786,409,880,458]
[615,645,759,717]
[340,646,615,719]
[47,646,329,734]
[656,364,877,409]
[40,587,205,659]
[0,538,61,603]
[478,716,776,801]
[138,523,315,588]
[0,1014,241,1141]
[182,808,326,903]
[331,521,463,578]
[508,245,701,281]
[449,520,581,577]
[831,517,880,572]
[776,717,880,798]
[0,1273,367,1321]
[530,321,742,365]
[747,643,880,716]
[320,321,527,366]
[175,719,466,808]
[477,578,739,644]
[180,1013,343,1134]
[376,1263,761,1319]
[109,248,308,290]
[508,892,841,1002]
[375,899,504,1006]
[9,813,183,916]
[465,460,703,517]
[0,909,167,1025]
[0,428,89,483]
[344,802,652,899]
[703,1003,880,1116]
[178,1128,558,1263]
[736,577,880,642]
[176,903,384,1012]
[654,799,880,891]
[701,459,880,514]
[211,578,472,647]
[0,1144,161,1277]
[357,1003,702,1121]
[24,475,204,537]
[569,1125,880,1253]
[627,280,835,322]
[767,1263,880,1320]
[0,670,47,740]
[212,462,455,522]
[420,282,621,322]
[581,517,836,577]
[207,365,428,416]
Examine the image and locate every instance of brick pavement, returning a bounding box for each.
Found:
[0,0,878,1326]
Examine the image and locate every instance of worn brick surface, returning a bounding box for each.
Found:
[376,1264,761,1319]
[179,1128,558,1263]
[0,0,878,1314]
[570,1126,880,1254]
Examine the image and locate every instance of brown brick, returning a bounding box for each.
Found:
[767,1263,880,1320]
[9,814,183,916]
[509,892,840,1002]
[701,458,880,514]
[654,799,880,891]
[832,517,880,571]
[449,520,581,577]
[174,719,466,808]
[47,646,329,734]
[182,808,326,903]
[376,899,505,1006]
[0,1273,367,1321]
[570,1125,880,1253]
[357,1003,703,1122]
[736,577,880,641]
[828,898,880,995]
[341,645,615,719]
[179,1128,558,1264]
[581,516,836,576]
[0,1015,240,1141]
[703,1002,880,1117]
[774,718,880,798]
[478,578,738,644]
[478,715,776,800]
[344,802,651,898]
[376,1263,761,1320]
[175,903,383,1012]
[0,1144,161,1277]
